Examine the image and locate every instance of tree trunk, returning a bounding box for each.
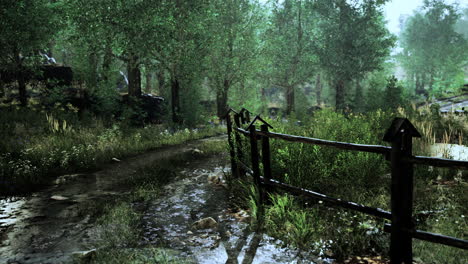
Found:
[420,73,426,94]
[335,79,345,111]
[171,77,181,124]
[102,45,113,81]
[88,50,98,89]
[0,79,5,98]
[17,71,27,106]
[127,55,141,97]
[429,73,434,93]
[415,74,421,94]
[354,79,363,112]
[156,71,165,96]
[145,72,152,94]
[285,85,295,115]
[315,73,322,106]
[15,51,27,106]
[217,79,230,119]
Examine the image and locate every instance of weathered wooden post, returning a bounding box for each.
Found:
[261,124,272,182]
[226,112,238,178]
[245,111,251,123]
[240,111,246,125]
[234,113,245,177]
[383,118,421,264]
[249,124,263,204]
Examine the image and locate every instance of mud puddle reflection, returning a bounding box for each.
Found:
[141,157,330,264]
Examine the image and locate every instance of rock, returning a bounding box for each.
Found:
[54,174,84,185]
[192,217,218,230]
[207,170,225,185]
[191,148,204,156]
[187,231,193,235]
[233,210,250,222]
[207,174,221,184]
[72,249,97,260]
[225,231,232,237]
[50,195,68,201]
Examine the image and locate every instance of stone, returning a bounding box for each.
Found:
[233,210,250,223]
[192,217,218,230]
[50,195,68,201]
[191,148,204,156]
[187,231,193,235]
[72,249,97,260]
[54,174,84,185]
[207,174,221,184]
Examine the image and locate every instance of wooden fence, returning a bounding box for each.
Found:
[225,108,468,264]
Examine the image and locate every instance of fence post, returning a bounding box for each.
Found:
[261,124,272,182]
[245,111,251,123]
[226,113,238,178]
[234,113,245,177]
[249,125,263,204]
[240,111,246,125]
[383,118,421,264]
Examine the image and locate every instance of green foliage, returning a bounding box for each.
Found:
[384,75,403,110]
[77,248,184,264]
[0,108,224,197]
[399,0,468,95]
[269,109,392,201]
[0,0,59,68]
[264,194,322,250]
[97,203,141,248]
[264,0,317,114]
[208,0,264,118]
[314,0,395,110]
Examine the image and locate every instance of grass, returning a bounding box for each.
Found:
[231,108,467,263]
[0,107,224,197]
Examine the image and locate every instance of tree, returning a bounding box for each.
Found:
[314,0,395,111]
[265,0,317,115]
[208,0,264,119]
[399,0,468,95]
[0,0,59,105]
[65,0,172,97]
[455,7,468,39]
[152,0,213,124]
[384,75,403,110]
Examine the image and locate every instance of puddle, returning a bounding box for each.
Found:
[141,157,330,264]
[0,199,25,228]
[430,143,468,161]
[429,94,468,112]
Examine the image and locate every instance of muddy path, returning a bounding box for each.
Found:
[0,136,225,263]
[0,135,326,264]
[139,156,325,264]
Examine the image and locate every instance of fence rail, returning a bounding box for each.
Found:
[225,108,468,264]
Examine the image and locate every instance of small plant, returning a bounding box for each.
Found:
[46,113,73,134]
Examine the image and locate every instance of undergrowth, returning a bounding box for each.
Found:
[0,108,224,196]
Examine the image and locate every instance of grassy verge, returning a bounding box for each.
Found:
[1,108,224,197]
[231,108,467,263]
[73,140,226,263]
